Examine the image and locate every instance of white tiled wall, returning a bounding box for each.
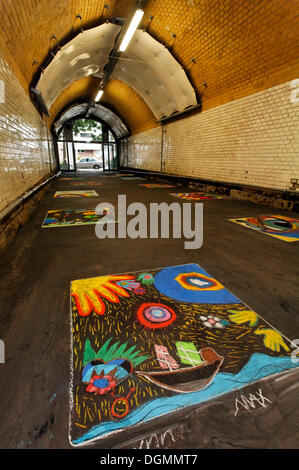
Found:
[124,80,299,191]
[0,50,56,213]
[127,127,162,172]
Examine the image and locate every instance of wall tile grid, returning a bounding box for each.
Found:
[127,127,162,172]
[125,80,299,191]
[1,1,297,135]
[0,50,56,213]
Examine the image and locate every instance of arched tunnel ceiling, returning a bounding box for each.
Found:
[0,0,298,134]
[111,29,196,119]
[48,76,158,135]
[36,23,120,111]
[35,23,197,120]
[102,79,159,134]
[54,103,129,138]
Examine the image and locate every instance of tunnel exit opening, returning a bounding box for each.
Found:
[56,118,117,172]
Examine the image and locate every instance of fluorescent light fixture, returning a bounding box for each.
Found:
[95,89,104,102]
[119,9,144,52]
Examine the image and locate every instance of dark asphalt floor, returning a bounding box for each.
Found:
[0,170,298,449]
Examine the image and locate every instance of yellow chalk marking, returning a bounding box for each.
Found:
[75,422,87,428]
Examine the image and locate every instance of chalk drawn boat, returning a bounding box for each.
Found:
[136,344,223,394]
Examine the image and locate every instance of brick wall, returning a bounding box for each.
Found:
[146,0,299,114]
[124,79,299,191]
[0,49,56,213]
[2,0,295,135]
[101,79,159,136]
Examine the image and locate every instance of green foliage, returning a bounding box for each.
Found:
[83,338,149,367]
[72,119,102,141]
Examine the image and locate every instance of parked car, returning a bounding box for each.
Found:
[77,157,103,169]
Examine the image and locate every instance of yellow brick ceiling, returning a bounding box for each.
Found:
[48,76,158,134]
[101,79,159,135]
[0,0,298,134]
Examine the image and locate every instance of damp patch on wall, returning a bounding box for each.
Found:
[170,192,224,200]
[69,263,297,446]
[54,190,99,198]
[140,184,176,188]
[42,209,116,228]
[229,215,299,242]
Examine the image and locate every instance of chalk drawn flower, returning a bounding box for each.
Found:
[82,339,148,396]
[137,273,154,285]
[85,372,117,395]
[71,275,136,316]
[200,314,229,329]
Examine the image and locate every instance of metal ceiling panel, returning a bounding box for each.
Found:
[36,23,121,110]
[112,29,197,119]
[54,103,129,138]
[36,23,197,120]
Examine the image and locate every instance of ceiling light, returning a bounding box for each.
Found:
[119,9,144,52]
[95,89,104,102]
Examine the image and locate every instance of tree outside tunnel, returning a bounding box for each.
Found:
[57,118,117,172]
[72,119,103,142]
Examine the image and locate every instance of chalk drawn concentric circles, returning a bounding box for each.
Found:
[137,303,176,329]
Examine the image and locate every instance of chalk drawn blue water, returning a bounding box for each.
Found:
[72,353,298,445]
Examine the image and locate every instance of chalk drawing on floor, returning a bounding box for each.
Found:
[54,190,99,198]
[229,215,299,242]
[42,209,116,228]
[69,263,298,446]
[170,192,224,200]
[140,184,176,188]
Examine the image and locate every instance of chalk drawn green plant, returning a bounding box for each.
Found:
[83,338,149,367]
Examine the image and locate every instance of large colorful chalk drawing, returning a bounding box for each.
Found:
[171,192,224,200]
[70,263,298,446]
[140,184,176,188]
[229,215,299,242]
[54,190,99,198]
[42,209,116,228]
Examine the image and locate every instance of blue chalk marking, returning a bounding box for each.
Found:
[154,263,241,304]
[82,362,129,383]
[93,378,109,389]
[73,353,298,445]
